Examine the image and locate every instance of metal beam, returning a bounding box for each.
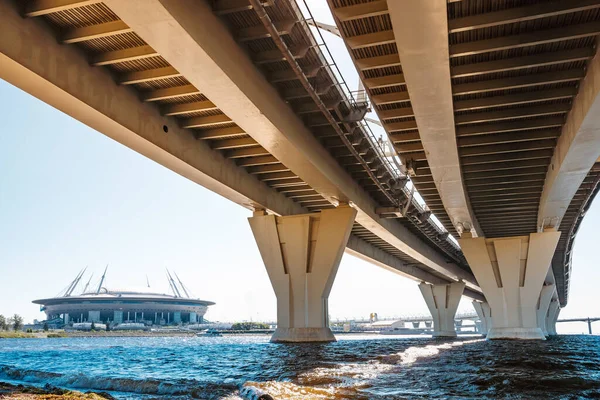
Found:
[213,0,273,15]
[461,149,553,165]
[363,73,405,89]
[141,84,199,102]
[371,91,411,105]
[254,44,309,64]
[119,66,181,85]
[332,0,388,22]
[455,103,572,125]
[356,54,401,70]
[269,66,320,82]
[225,146,270,159]
[450,22,600,57]
[456,117,564,137]
[346,30,395,49]
[180,114,232,129]
[195,126,245,140]
[458,129,560,147]
[384,120,418,133]
[259,171,298,181]
[395,142,424,153]
[389,131,421,142]
[25,0,102,17]
[246,164,289,174]
[161,100,218,116]
[453,69,584,96]
[237,20,294,42]
[460,140,556,157]
[451,47,595,78]
[449,0,600,33]
[463,160,549,173]
[270,178,305,187]
[62,20,132,44]
[236,155,279,167]
[378,107,415,120]
[211,137,257,150]
[453,87,577,111]
[465,167,548,180]
[90,45,158,66]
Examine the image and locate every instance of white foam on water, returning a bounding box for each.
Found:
[398,339,484,365]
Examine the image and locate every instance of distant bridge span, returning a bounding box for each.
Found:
[2,0,600,341]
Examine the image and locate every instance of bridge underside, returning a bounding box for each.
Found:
[0,0,485,305]
[328,0,600,309]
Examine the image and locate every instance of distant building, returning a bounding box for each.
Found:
[33,267,214,328]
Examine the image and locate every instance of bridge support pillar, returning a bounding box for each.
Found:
[536,284,555,336]
[546,300,560,336]
[459,231,561,340]
[248,206,357,343]
[418,281,465,337]
[472,301,492,336]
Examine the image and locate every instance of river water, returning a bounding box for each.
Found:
[1,334,599,399]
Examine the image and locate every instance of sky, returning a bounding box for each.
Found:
[1,2,599,335]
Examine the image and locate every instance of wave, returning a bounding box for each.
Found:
[0,365,237,397]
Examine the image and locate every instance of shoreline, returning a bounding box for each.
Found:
[0,330,271,339]
[0,382,114,399]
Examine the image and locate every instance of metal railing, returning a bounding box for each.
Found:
[284,0,461,255]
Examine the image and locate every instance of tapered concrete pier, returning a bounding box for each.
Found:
[459,231,561,340]
[472,301,492,336]
[537,284,556,336]
[419,281,465,337]
[249,206,356,343]
[546,300,561,336]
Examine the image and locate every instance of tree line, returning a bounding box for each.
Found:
[231,322,270,331]
[0,314,24,331]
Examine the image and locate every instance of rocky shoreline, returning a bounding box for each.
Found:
[0,382,115,399]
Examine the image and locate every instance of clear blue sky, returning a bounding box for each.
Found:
[1,1,599,334]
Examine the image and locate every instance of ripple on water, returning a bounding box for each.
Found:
[0,335,599,399]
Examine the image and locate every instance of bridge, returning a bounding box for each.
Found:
[2,0,599,342]
[331,312,479,324]
[557,317,600,335]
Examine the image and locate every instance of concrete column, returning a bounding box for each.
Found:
[546,300,560,336]
[418,281,465,337]
[472,301,492,336]
[536,284,555,336]
[248,206,357,343]
[459,231,561,339]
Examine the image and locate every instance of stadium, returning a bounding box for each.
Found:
[32,267,215,328]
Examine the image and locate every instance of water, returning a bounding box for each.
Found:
[1,334,599,399]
